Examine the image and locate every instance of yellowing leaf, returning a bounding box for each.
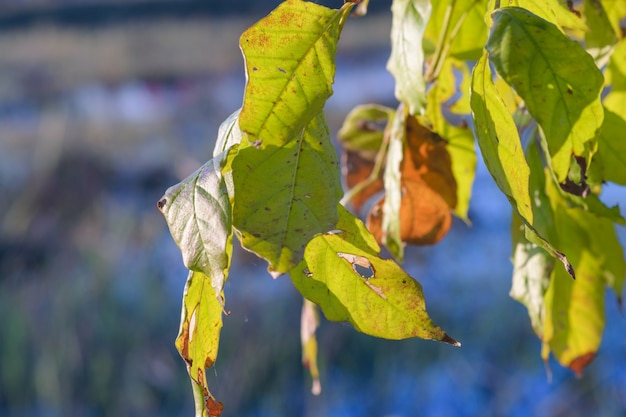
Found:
[232,113,342,275]
[488,0,587,32]
[595,108,626,185]
[291,206,460,344]
[470,52,533,223]
[487,7,604,182]
[239,0,352,147]
[426,0,488,60]
[387,0,431,115]
[176,271,225,417]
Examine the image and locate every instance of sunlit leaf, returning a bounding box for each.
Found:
[595,108,626,185]
[602,0,626,39]
[238,0,353,147]
[583,0,618,50]
[158,152,233,303]
[232,113,342,275]
[488,0,587,32]
[387,0,431,115]
[426,0,488,60]
[176,271,224,417]
[380,105,406,261]
[368,116,456,247]
[604,38,626,119]
[487,7,604,182]
[470,51,533,223]
[291,206,460,344]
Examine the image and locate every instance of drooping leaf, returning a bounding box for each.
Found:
[488,0,587,32]
[176,271,224,417]
[425,57,476,221]
[368,116,456,247]
[425,0,488,60]
[214,109,244,157]
[291,206,460,344]
[238,0,353,148]
[595,108,626,185]
[232,113,342,275]
[602,0,626,39]
[342,150,384,215]
[470,51,533,223]
[380,105,406,261]
[604,38,626,119]
[387,0,431,115]
[583,0,618,50]
[301,299,321,395]
[487,7,604,182]
[158,152,233,303]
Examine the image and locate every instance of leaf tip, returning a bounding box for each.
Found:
[441,333,461,347]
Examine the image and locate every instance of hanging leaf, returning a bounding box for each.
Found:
[291,206,460,344]
[387,0,431,115]
[238,0,353,147]
[486,7,604,182]
[470,51,533,223]
[488,0,587,32]
[583,0,618,50]
[595,108,626,185]
[379,105,406,260]
[368,116,456,247]
[602,0,626,39]
[158,151,234,304]
[176,271,225,417]
[232,113,342,275]
[604,38,626,119]
[425,0,488,60]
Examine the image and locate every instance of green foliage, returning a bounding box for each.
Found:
[159,1,626,415]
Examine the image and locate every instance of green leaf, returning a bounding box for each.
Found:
[387,0,431,115]
[596,108,626,185]
[291,206,460,345]
[470,51,533,223]
[238,0,352,147]
[583,0,618,50]
[426,0,488,60]
[232,113,342,275]
[381,105,406,261]
[489,0,587,32]
[602,0,626,39]
[425,58,476,222]
[486,7,604,182]
[176,271,224,417]
[158,153,233,303]
[604,38,626,119]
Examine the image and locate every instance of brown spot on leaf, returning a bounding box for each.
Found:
[569,352,595,377]
[157,198,167,210]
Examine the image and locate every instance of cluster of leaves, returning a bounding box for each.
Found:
[158,0,626,415]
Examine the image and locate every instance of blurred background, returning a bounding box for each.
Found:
[1,1,625,416]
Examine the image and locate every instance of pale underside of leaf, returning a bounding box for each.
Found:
[159,155,233,301]
[387,0,431,115]
[486,7,604,182]
[239,0,353,147]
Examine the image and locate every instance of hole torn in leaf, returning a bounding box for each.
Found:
[337,252,375,279]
